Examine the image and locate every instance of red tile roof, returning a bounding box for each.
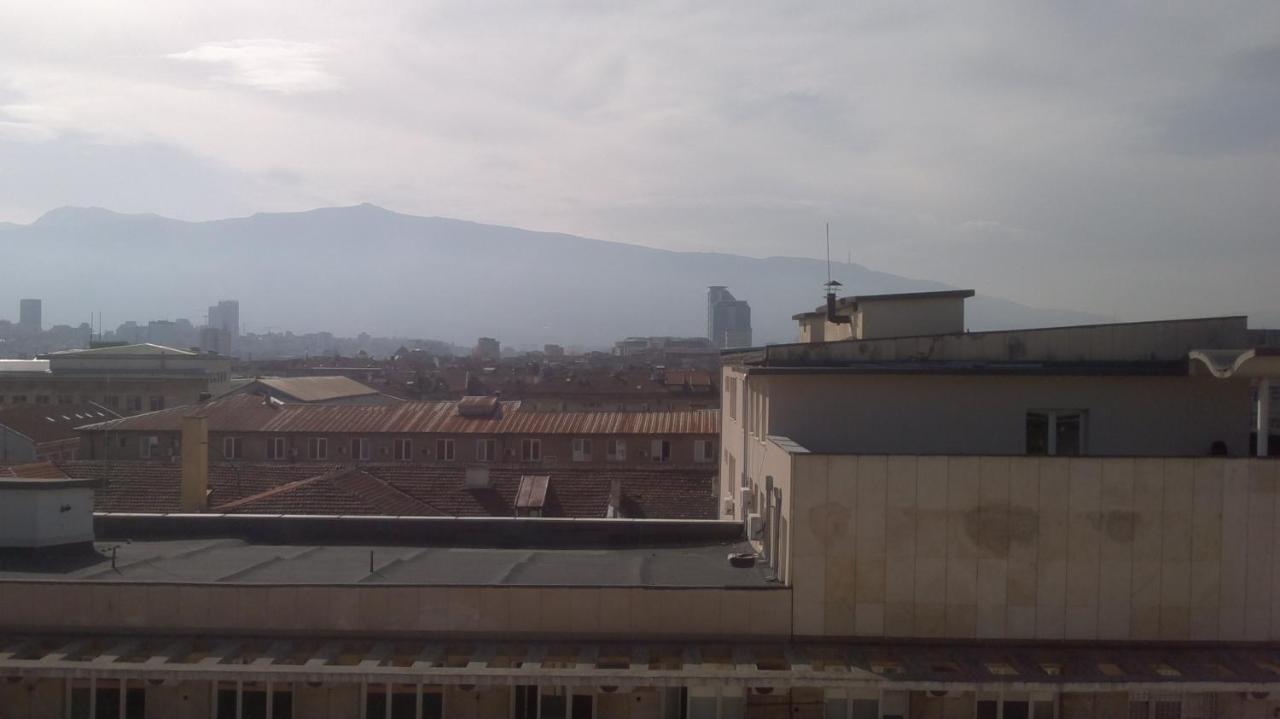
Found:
[79,394,720,436]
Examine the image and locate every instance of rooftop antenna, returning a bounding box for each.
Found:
[823,222,842,296]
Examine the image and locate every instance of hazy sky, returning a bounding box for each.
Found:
[2,2,1278,325]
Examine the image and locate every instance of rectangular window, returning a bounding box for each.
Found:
[521,438,542,461]
[476,438,496,462]
[222,436,242,460]
[694,439,715,463]
[395,438,414,461]
[434,438,454,461]
[57,394,73,405]
[103,395,119,410]
[607,439,626,462]
[149,396,164,411]
[269,436,287,460]
[140,435,159,458]
[351,437,370,461]
[11,395,27,404]
[35,394,50,405]
[572,438,592,462]
[308,437,328,460]
[650,439,672,462]
[727,377,738,420]
[1026,410,1087,456]
[126,396,142,412]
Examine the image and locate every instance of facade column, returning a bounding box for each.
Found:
[1261,378,1272,457]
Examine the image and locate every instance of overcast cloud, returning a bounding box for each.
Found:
[1,1,1277,325]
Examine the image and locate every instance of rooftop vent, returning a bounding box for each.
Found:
[0,478,98,550]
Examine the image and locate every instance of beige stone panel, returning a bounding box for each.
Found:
[792,455,829,560]
[750,590,791,636]
[499,587,538,635]
[1130,561,1161,610]
[1189,604,1221,641]
[202,585,243,631]
[446,587,481,632]
[670,589,720,637]
[854,602,884,635]
[1064,556,1100,608]
[885,558,915,603]
[1131,603,1161,641]
[1006,606,1036,638]
[915,509,948,559]
[1006,457,1040,567]
[884,602,914,637]
[915,456,948,510]
[855,557,886,603]
[1218,459,1250,641]
[947,455,983,557]
[824,554,857,635]
[1098,560,1133,638]
[719,590,752,636]
[824,452,855,555]
[978,456,1011,504]
[1007,560,1037,607]
[976,558,1008,607]
[886,456,918,507]
[262,586,300,632]
[945,603,976,637]
[567,587,604,634]
[856,456,888,558]
[976,603,1006,639]
[1191,459,1225,562]
[1159,604,1190,641]
[2,583,52,627]
[475,587,510,633]
[791,555,827,635]
[1131,459,1165,562]
[1064,606,1098,640]
[885,507,916,561]
[1037,461,1070,562]
[1036,558,1066,606]
[1190,560,1222,609]
[914,556,946,606]
[1245,461,1276,638]
[946,556,977,606]
[416,587,452,632]
[1162,460,1194,563]
[598,588,633,636]
[914,603,947,638]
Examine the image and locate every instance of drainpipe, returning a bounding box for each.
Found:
[740,370,751,522]
[1260,378,1272,458]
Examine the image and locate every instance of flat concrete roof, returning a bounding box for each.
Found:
[0,537,775,588]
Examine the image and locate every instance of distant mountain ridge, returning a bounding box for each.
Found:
[1,204,1101,346]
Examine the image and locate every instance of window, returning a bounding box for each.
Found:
[727,377,738,420]
[126,396,142,412]
[149,396,164,411]
[394,438,414,461]
[35,394,50,405]
[351,437,370,461]
[694,439,715,463]
[572,438,592,462]
[434,438,454,461]
[269,437,287,460]
[650,439,672,462]
[1026,410,1086,456]
[521,438,542,461]
[824,690,879,719]
[222,436,242,459]
[57,394,73,405]
[11,395,27,404]
[476,438,496,462]
[607,439,626,462]
[140,435,160,458]
[103,395,119,410]
[307,437,328,460]
[1128,695,1185,719]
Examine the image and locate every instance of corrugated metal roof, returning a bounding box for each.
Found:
[515,475,550,509]
[251,376,381,402]
[0,359,50,374]
[80,393,720,435]
[0,403,119,444]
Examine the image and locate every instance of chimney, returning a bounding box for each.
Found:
[180,415,209,512]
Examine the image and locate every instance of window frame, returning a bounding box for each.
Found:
[1025,409,1088,456]
[572,438,592,462]
[269,436,287,460]
[435,438,455,461]
[607,439,626,462]
[476,438,496,462]
[650,439,672,463]
[694,439,715,463]
[140,435,159,459]
[395,438,415,461]
[222,436,242,460]
[521,438,542,462]
[351,437,370,461]
[308,437,328,460]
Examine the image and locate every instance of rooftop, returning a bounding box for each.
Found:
[13,460,718,519]
[78,393,720,435]
[0,535,768,587]
[0,359,51,374]
[238,375,387,402]
[43,343,202,358]
[0,403,118,444]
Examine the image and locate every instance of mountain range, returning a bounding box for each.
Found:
[0,204,1101,348]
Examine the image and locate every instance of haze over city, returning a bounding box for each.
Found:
[3,2,1278,330]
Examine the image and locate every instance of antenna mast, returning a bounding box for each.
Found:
[825,222,831,285]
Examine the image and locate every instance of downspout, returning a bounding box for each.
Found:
[740,370,750,522]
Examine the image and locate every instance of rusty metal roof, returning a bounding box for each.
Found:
[80,393,720,435]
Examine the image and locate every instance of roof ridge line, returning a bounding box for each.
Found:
[341,467,446,516]
[209,465,347,512]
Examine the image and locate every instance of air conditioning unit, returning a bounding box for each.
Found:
[747,512,765,538]
[739,488,754,514]
[722,498,735,516]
